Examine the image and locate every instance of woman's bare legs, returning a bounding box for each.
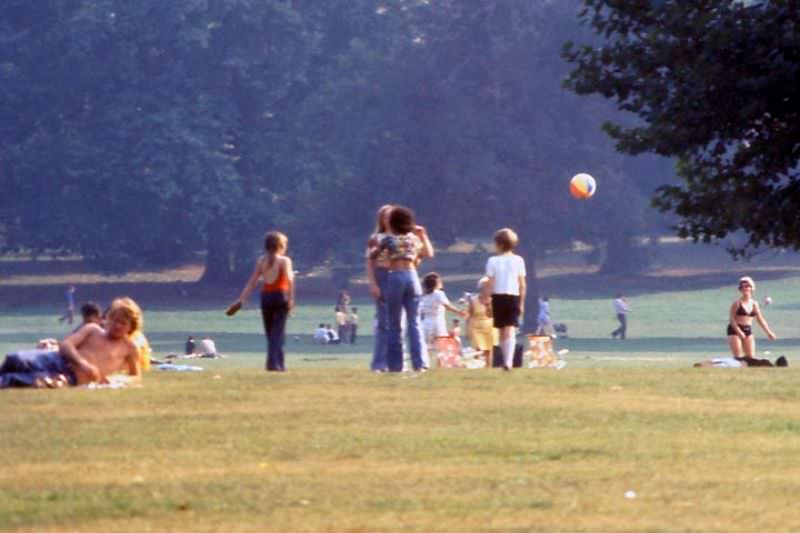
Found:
[742,335,756,357]
[728,335,743,357]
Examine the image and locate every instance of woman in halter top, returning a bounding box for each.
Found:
[369,206,433,372]
[227,231,295,371]
[727,275,775,358]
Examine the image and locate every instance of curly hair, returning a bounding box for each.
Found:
[109,297,143,335]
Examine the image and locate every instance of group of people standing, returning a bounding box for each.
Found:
[225,204,527,373]
[365,204,526,372]
[224,205,782,374]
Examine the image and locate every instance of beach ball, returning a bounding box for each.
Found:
[570,173,596,200]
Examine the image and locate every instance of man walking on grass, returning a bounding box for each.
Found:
[611,292,630,340]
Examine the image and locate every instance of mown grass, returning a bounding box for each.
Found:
[2,368,800,532]
[2,273,800,531]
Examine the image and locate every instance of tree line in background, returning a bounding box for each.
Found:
[1,0,677,294]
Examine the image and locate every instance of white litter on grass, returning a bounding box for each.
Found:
[463,359,487,369]
[83,375,137,389]
[157,364,204,372]
[624,490,637,499]
[557,349,570,356]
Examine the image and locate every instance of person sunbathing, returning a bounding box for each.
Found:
[694,355,788,368]
[0,298,142,388]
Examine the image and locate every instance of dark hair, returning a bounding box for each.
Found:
[80,302,101,319]
[352,307,357,312]
[776,356,788,367]
[423,272,441,294]
[388,206,415,234]
[493,228,518,252]
[319,323,325,328]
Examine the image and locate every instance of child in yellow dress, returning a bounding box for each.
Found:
[466,276,498,367]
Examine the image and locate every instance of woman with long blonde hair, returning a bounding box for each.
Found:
[365,205,394,371]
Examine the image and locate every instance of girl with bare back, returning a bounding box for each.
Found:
[227,231,295,372]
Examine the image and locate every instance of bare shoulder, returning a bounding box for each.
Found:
[64,322,104,344]
[121,336,138,355]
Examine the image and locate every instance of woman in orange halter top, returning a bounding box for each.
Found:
[227,231,295,371]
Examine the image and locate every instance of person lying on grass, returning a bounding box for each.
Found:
[0,298,142,388]
[693,355,788,368]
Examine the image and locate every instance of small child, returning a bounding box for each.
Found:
[314,323,329,344]
[420,272,465,351]
[326,324,341,344]
[465,277,498,366]
[348,307,359,344]
[536,296,556,338]
[449,318,463,353]
[485,228,526,370]
[335,305,348,343]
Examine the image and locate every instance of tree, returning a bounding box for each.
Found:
[563,0,800,256]
[0,1,311,277]
[296,0,661,310]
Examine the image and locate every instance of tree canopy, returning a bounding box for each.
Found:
[1,0,670,284]
[563,0,800,256]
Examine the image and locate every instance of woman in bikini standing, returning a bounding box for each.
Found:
[227,231,295,371]
[727,276,776,358]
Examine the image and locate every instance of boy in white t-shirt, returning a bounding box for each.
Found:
[419,272,465,350]
[485,228,526,370]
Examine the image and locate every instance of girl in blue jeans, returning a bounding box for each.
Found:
[370,206,433,372]
[366,205,394,372]
[227,231,295,371]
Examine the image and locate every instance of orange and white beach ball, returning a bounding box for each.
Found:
[569,173,597,200]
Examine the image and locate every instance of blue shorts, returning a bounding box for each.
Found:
[0,349,77,388]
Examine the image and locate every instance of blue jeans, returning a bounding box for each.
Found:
[0,349,76,388]
[260,291,289,371]
[371,267,389,371]
[385,270,425,371]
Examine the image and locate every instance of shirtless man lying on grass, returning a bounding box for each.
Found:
[694,355,788,368]
[0,298,142,388]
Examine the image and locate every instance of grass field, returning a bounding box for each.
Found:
[2,261,800,531]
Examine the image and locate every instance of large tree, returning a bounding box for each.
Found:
[563,0,800,255]
[0,0,310,276]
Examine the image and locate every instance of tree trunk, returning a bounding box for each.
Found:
[200,224,237,286]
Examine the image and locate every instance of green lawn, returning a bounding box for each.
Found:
[1,276,799,531]
[3,273,798,369]
[2,369,799,531]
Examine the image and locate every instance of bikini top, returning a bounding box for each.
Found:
[736,301,756,317]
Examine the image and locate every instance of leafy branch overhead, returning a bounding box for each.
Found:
[563,0,800,256]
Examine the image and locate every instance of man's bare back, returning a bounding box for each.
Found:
[60,319,140,385]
